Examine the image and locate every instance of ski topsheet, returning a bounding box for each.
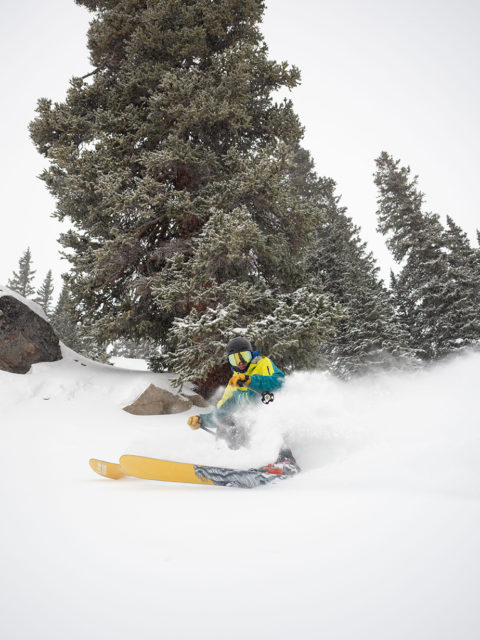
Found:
[119,455,279,488]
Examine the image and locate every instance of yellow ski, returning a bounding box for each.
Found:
[119,455,215,485]
[119,455,280,488]
[89,458,128,480]
[90,455,291,488]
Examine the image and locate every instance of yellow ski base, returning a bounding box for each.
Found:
[119,455,215,485]
[89,458,127,480]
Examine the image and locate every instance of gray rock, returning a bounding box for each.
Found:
[0,295,62,374]
[123,383,194,415]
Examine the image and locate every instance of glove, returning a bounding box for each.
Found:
[187,415,203,430]
[229,373,251,388]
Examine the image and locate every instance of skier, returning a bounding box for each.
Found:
[187,337,299,475]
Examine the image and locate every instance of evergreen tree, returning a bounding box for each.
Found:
[51,282,110,361]
[7,248,36,298]
[149,201,340,393]
[439,216,480,351]
[307,177,413,377]
[30,0,341,392]
[34,270,55,315]
[51,284,85,352]
[374,152,480,359]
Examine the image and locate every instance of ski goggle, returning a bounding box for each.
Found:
[228,351,252,367]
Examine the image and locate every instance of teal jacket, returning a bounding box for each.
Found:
[200,354,284,429]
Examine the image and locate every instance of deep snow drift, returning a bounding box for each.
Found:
[1,337,479,640]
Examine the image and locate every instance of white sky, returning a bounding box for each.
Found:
[1,0,479,296]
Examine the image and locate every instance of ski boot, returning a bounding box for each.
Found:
[258,448,301,477]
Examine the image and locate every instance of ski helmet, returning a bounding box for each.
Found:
[226,337,253,356]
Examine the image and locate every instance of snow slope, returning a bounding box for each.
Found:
[1,329,479,639]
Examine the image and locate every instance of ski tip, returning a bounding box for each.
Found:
[89,458,127,480]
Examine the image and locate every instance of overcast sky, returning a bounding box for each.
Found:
[1,0,478,296]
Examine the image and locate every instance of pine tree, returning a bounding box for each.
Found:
[439,216,480,351]
[374,152,480,359]
[30,0,341,392]
[149,201,340,392]
[306,177,413,377]
[51,282,110,361]
[34,270,55,316]
[51,284,85,352]
[7,248,36,298]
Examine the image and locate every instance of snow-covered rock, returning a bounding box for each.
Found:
[0,289,61,373]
